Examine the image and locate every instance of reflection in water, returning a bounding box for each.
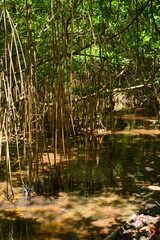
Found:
[0,212,40,240]
[66,132,160,197]
[1,108,160,239]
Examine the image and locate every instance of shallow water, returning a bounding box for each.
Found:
[0,107,160,239]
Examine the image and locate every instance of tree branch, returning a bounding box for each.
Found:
[72,65,159,104]
[106,0,151,41]
[151,0,160,35]
[73,0,151,55]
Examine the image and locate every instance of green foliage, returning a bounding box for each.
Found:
[0,0,159,92]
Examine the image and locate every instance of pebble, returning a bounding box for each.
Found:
[61,208,69,213]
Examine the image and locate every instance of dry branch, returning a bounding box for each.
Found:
[73,65,159,104]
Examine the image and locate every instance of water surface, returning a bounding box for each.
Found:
[0,107,160,239]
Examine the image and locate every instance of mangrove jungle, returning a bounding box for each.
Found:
[0,0,160,239]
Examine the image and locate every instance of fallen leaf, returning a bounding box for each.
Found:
[150,227,157,233]
[109,216,116,221]
[16,193,23,196]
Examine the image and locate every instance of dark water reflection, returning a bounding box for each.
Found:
[1,108,160,239]
[68,133,160,197]
[0,211,40,240]
[64,107,159,197]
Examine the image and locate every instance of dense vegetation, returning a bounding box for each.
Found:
[0,0,159,197]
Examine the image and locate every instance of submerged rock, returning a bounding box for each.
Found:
[115,117,128,130]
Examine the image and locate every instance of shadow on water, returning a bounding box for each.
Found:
[0,210,41,240]
[1,107,160,239]
[0,207,125,240]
